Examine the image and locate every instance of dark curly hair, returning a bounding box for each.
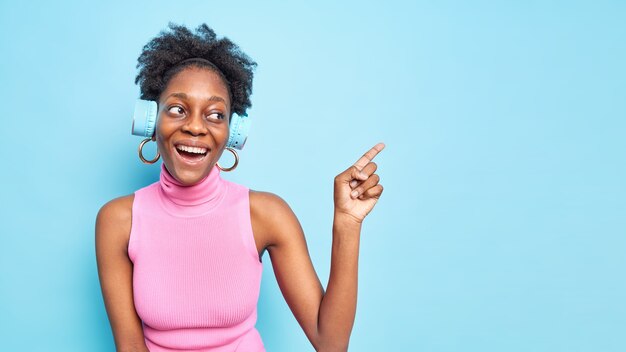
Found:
[135,22,257,118]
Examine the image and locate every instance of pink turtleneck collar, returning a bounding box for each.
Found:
[157,162,228,217]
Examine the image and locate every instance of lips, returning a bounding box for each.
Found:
[174,140,211,150]
[173,142,211,166]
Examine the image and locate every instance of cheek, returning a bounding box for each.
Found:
[215,126,230,144]
[154,121,172,147]
[156,118,176,137]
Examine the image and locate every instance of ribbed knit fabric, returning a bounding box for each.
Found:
[128,162,265,352]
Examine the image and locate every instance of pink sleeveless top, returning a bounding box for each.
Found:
[128,162,265,351]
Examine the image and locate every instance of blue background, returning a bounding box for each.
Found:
[1,1,624,351]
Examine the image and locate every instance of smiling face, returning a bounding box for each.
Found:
[154,66,231,185]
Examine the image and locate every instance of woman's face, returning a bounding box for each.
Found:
[155,66,231,185]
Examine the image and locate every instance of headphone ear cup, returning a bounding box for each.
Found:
[226,114,251,150]
[132,100,158,137]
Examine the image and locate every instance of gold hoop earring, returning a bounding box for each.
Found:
[216,147,239,172]
[138,137,160,164]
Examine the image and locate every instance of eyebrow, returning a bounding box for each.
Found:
[165,92,227,104]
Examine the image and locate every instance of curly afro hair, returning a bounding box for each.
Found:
[135,22,257,118]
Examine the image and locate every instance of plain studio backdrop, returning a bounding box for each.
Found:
[0,1,624,351]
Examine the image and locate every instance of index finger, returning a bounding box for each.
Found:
[353,142,385,170]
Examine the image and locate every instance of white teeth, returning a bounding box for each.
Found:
[176,145,207,154]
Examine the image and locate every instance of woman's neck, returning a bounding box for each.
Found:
[157,162,227,217]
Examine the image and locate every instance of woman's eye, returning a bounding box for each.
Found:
[208,112,224,120]
[167,106,184,115]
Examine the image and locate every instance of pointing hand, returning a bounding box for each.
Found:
[334,142,385,224]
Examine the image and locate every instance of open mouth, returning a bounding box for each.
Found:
[175,145,209,163]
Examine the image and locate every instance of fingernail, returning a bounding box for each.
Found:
[350,180,357,187]
[359,172,368,179]
[351,190,359,198]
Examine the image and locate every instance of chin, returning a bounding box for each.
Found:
[169,160,214,184]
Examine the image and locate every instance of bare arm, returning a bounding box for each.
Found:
[317,142,385,350]
[253,143,385,352]
[95,196,149,352]
[251,191,325,349]
[316,214,362,351]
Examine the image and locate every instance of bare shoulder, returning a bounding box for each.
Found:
[249,190,291,222]
[96,194,135,251]
[249,189,302,249]
[97,194,134,224]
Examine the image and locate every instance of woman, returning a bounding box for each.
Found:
[95,23,384,352]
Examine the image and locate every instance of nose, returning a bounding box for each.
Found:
[181,110,208,135]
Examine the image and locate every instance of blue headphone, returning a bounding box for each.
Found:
[131,99,251,150]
